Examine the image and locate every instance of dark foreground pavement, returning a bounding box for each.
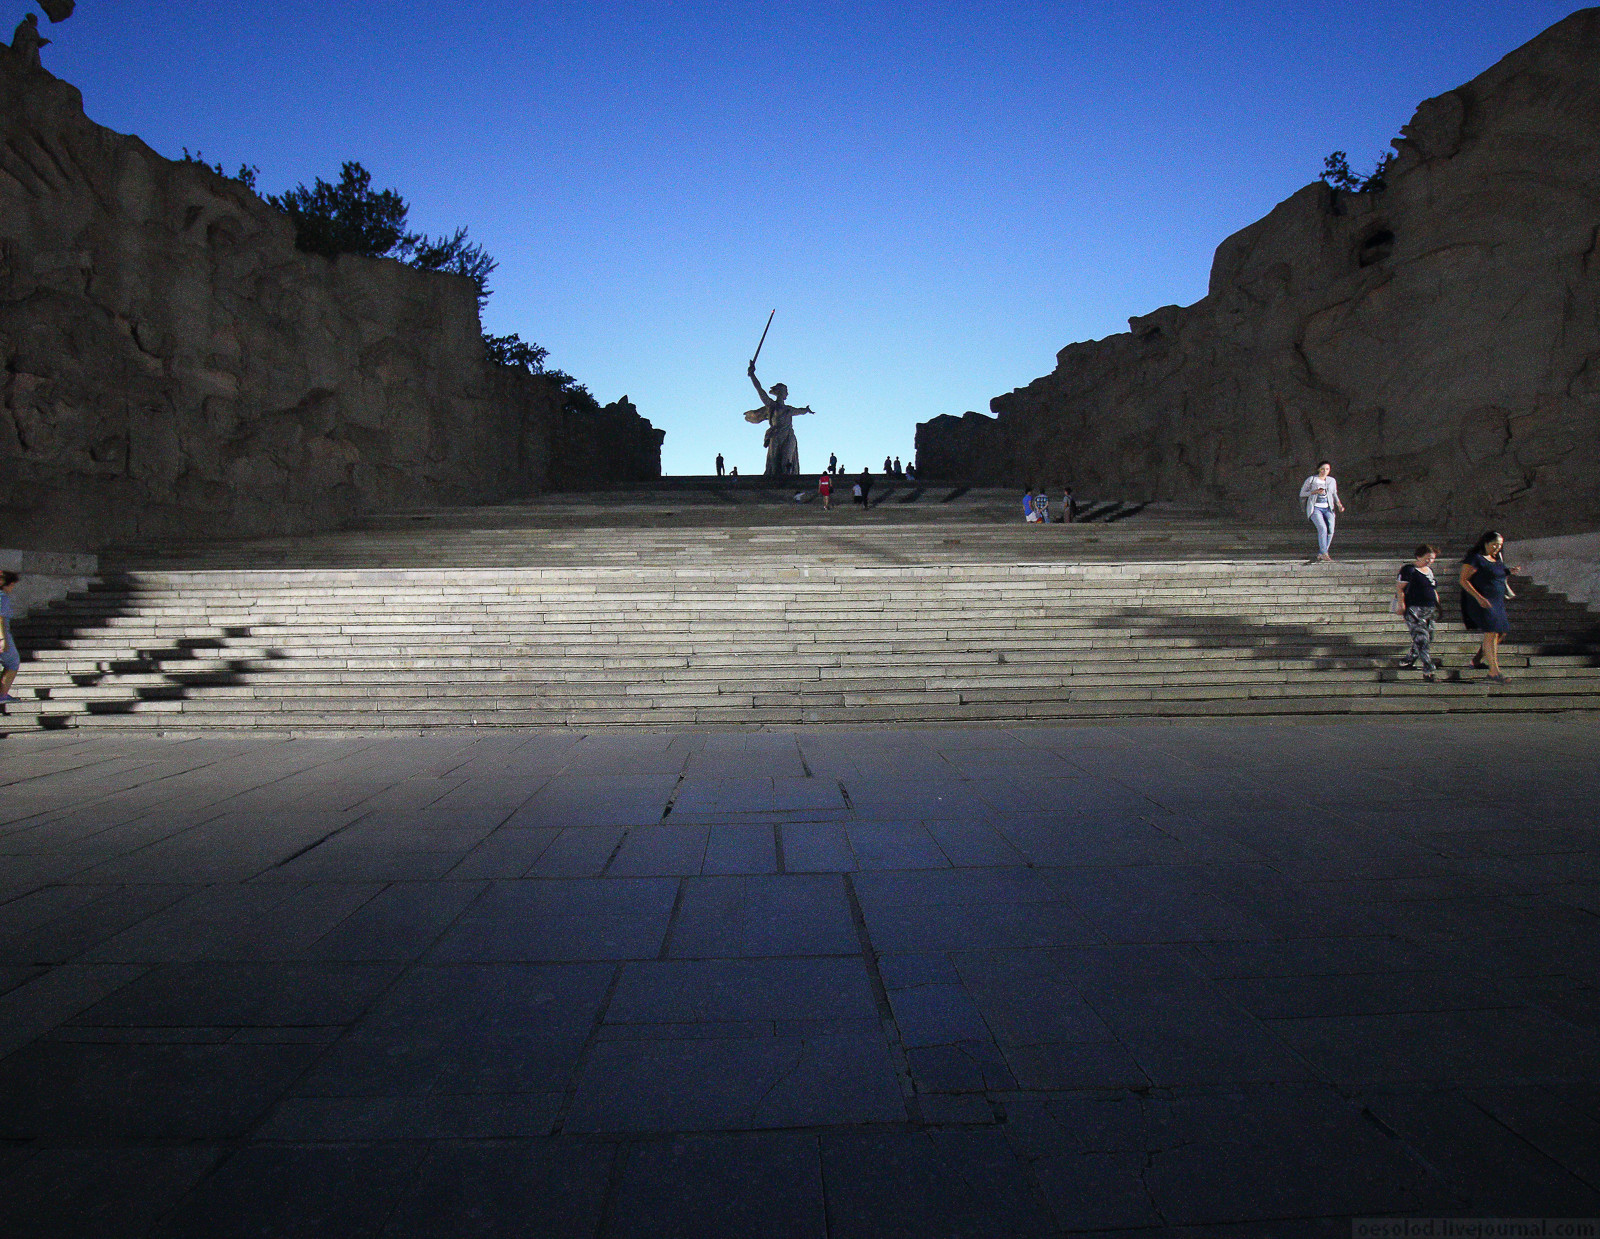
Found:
[1,717,1597,1237]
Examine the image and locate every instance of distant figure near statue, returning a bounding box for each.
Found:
[11,14,49,68]
[745,360,813,477]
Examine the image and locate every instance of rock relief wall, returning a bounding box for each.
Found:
[919,9,1600,536]
[0,54,660,552]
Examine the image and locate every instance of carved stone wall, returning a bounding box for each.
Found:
[0,53,660,551]
[918,10,1600,536]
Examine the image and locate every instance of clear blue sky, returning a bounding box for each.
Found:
[43,1,1583,476]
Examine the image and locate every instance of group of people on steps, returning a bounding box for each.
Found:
[1022,486,1077,523]
[1302,460,1521,685]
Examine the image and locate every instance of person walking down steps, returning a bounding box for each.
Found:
[1395,544,1441,682]
[0,571,21,704]
[1299,461,1345,561]
[1459,530,1520,684]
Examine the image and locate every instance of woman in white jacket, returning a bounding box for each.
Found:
[1299,461,1345,561]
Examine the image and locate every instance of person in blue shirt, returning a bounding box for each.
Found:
[0,571,20,703]
[1458,530,1520,684]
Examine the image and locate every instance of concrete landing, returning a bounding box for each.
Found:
[1,717,1597,1235]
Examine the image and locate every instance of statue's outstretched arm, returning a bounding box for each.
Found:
[747,363,774,411]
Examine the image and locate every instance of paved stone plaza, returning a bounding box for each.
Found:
[1,715,1598,1237]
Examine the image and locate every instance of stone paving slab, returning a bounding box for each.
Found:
[0,716,1598,1235]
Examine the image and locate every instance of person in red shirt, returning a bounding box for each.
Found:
[818,472,832,510]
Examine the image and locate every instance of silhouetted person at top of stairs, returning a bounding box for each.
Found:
[716,453,725,477]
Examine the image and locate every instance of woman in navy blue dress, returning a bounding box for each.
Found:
[1458,530,1519,684]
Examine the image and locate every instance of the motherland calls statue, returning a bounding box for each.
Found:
[740,311,813,476]
[10,13,49,67]
[745,360,813,476]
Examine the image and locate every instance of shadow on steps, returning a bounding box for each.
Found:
[6,578,294,727]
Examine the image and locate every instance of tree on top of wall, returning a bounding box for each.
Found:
[483,333,601,416]
[1320,149,1397,193]
[261,161,497,311]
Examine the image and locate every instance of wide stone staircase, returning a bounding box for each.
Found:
[5,483,1598,732]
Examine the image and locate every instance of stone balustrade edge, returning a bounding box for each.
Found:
[0,548,100,619]
[1507,532,1600,612]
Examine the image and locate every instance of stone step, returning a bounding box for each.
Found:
[20,646,1584,682]
[26,594,1585,620]
[76,562,1490,582]
[12,684,1598,737]
[22,664,1600,706]
[24,632,1576,659]
[43,594,1483,615]
[9,671,1592,715]
[87,554,1432,578]
[18,628,1591,656]
[16,664,1586,699]
[67,559,1479,577]
[26,654,1587,693]
[23,599,1587,624]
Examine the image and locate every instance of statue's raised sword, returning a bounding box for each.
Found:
[750,308,775,369]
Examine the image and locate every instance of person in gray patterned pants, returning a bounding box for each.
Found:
[1395,544,1441,681]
